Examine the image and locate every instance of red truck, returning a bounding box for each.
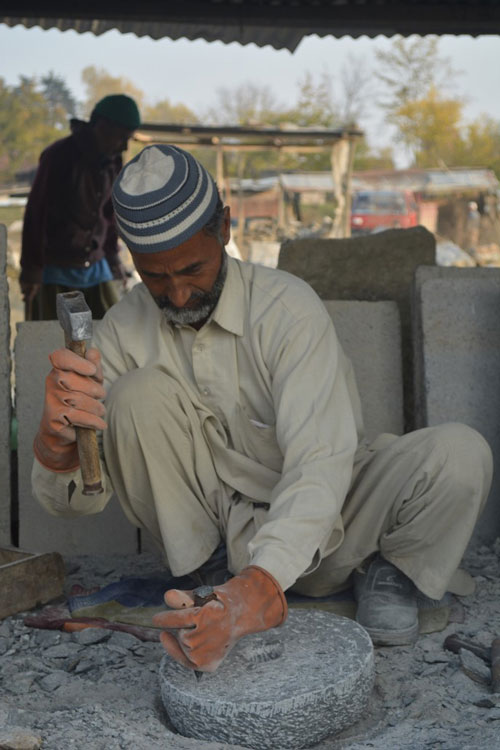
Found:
[350,189,419,235]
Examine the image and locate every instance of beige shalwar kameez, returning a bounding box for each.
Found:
[32,258,493,600]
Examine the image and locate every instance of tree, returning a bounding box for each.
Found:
[286,71,338,128]
[40,71,78,128]
[202,82,285,178]
[338,55,372,126]
[0,77,63,183]
[449,117,500,177]
[143,99,198,125]
[353,140,395,171]
[205,81,282,126]
[375,36,456,113]
[81,66,145,118]
[391,86,463,166]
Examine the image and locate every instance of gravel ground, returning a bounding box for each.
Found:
[1,541,499,750]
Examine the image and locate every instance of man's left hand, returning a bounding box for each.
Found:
[152,566,287,672]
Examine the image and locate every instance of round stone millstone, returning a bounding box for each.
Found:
[159,609,374,749]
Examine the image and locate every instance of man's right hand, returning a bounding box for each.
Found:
[33,348,107,472]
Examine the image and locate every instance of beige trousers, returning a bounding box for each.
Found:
[103,369,493,601]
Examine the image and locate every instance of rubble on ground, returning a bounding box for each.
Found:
[0,542,499,749]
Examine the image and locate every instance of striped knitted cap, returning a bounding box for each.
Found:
[112,145,218,253]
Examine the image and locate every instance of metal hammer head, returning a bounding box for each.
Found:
[56,291,92,342]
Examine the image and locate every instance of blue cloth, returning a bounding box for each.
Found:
[67,574,194,612]
[43,258,113,288]
[67,574,354,614]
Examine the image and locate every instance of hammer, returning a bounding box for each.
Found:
[444,633,500,694]
[56,291,103,496]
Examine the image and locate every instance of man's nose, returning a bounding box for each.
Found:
[166,281,192,308]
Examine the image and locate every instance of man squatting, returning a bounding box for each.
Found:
[32,144,493,673]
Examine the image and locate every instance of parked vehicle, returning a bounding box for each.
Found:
[350,189,419,235]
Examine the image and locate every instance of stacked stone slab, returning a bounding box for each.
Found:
[15,321,137,555]
[324,300,403,439]
[278,226,436,430]
[0,225,11,545]
[413,266,500,543]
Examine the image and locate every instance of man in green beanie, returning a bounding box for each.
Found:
[20,94,141,320]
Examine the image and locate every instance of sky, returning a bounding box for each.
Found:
[1,23,500,165]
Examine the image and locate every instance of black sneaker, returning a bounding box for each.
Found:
[353,555,419,646]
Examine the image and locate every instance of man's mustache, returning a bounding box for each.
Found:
[155,290,206,311]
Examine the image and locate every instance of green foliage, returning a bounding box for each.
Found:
[41,71,78,125]
[81,66,145,118]
[449,117,500,177]
[205,82,282,127]
[353,139,395,171]
[143,99,198,124]
[391,86,464,165]
[0,76,70,184]
[372,36,500,174]
[285,71,338,128]
[375,36,456,111]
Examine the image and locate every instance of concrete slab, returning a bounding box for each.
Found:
[413,266,500,543]
[0,225,11,545]
[15,321,137,555]
[324,300,403,440]
[160,610,374,749]
[278,226,436,430]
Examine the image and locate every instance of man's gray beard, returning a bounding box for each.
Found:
[157,249,228,326]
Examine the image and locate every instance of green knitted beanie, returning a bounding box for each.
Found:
[91,95,141,130]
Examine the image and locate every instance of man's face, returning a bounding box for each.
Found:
[94,119,134,157]
[132,207,231,328]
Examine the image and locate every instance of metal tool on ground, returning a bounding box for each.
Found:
[444,633,490,663]
[56,291,103,495]
[444,632,500,694]
[0,547,64,619]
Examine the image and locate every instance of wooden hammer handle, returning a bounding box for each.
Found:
[67,339,103,496]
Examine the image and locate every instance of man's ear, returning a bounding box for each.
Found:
[222,206,231,244]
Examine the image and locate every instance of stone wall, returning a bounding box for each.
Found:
[413,266,500,543]
[278,226,436,431]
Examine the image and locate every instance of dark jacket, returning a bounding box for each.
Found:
[20,121,122,285]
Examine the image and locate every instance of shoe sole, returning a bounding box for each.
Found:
[357,620,419,647]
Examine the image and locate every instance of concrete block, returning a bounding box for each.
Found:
[160,610,374,749]
[0,225,11,545]
[324,301,403,440]
[278,226,436,429]
[15,321,137,555]
[413,266,500,543]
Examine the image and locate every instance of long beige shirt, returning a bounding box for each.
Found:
[33,257,364,589]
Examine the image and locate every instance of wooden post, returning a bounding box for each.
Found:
[277,148,286,233]
[330,137,356,238]
[216,145,225,202]
[237,152,246,258]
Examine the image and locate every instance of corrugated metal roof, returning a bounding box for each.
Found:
[3,1,500,50]
[232,168,500,193]
[353,167,500,194]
